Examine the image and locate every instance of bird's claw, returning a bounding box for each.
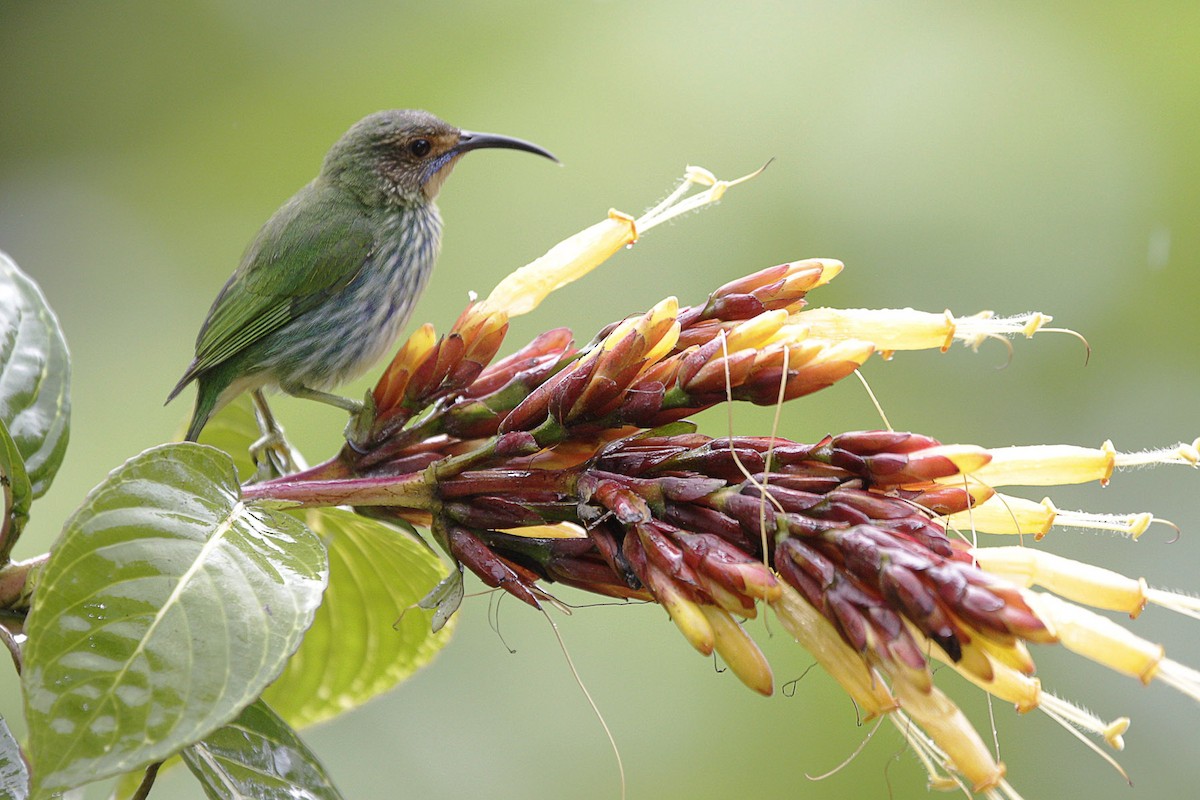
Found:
[344,391,377,453]
[250,429,300,482]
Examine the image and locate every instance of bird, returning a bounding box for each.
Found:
[167,109,558,446]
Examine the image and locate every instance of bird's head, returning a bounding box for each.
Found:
[322,109,557,205]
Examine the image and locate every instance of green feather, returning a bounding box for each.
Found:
[170,182,374,394]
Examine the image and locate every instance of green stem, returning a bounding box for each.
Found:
[131,761,162,800]
[0,554,48,612]
[0,623,21,674]
[242,472,436,510]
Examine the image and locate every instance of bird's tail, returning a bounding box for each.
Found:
[183,390,218,442]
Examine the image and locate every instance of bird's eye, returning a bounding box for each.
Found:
[409,139,432,157]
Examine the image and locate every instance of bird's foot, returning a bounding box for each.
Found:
[344,391,377,453]
[249,429,301,482]
[247,389,303,481]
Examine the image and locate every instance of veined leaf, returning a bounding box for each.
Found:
[198,397,455,728]
[0,251,71,498]
[0,714,29,800]
[0,418,32,560]
[22,443,328,796]
[263,508,453,728]
[182,700,343,800]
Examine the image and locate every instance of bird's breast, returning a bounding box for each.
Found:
[269,204,444,390]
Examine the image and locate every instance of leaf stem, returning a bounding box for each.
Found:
[131,761,162,800]
[0,554,47,612]
[0,623,21,674]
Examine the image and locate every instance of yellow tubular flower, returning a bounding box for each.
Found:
[698,605,774,696]
[890,676,1006,793]
[770,585,898,719]
[972,547,1150,617]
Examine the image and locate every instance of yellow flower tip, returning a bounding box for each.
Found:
[1105,717,1130,751]
[725,309,789,351]
[699,605,775,696]
[915,444,993,477]
[1184,437,1200,465]
[1020,311,1050,337]
[808,258,844,287]
[663,592,716,655]
[643,319,681,369]
[374,323,439,406]
[606,208,638,239]
[976,636,1037,678]
[596,298,681,382]
[498,522,587,539]
[821,338,876,367]
[684,165,717,186]
[734,565,782,603]
[600,317,640,353]
[705,581,759,619]
[454,300,509,334]
[762,322,811,347]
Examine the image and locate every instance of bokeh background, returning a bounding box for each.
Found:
[2,2,1198,798]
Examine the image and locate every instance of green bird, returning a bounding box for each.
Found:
[168,109,557,444]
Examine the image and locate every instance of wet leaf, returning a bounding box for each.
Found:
[182,700,343,800]
[263,508,452,728]
[0,419,32,559]
[22,443,327,795]
[0,714,29,800]
[0,251,70,497]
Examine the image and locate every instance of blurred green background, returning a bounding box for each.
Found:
[2,2,1198,798]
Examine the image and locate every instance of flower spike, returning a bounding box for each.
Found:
[238,175,1199,799]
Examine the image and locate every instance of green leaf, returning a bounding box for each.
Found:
[0,250,71,498]
[263,508,453,728]
[197,395,453,727]
[182,700,343,800]
[0,418,32,560]
[0,714,30,800]
[22,443,328,796]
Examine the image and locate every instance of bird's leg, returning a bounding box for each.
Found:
[249,389,299,479]
[281,384,365,414]
[282,384,376,452]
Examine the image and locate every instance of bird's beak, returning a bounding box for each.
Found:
[421,129,559,199]
[453,130,559,164]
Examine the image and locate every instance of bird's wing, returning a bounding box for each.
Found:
[184,185,376,379]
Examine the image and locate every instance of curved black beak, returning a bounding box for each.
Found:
[454,130,559,164]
